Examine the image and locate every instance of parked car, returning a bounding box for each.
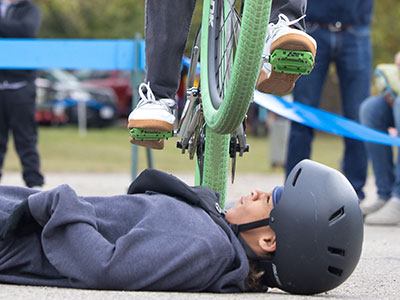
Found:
[35,69,118,127]
[73,70,133,117]
[72,60,191,118]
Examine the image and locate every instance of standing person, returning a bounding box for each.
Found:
[127,0,317,149]
[358,52,400,226]
[285,0,373,200]
[0,0,44,188]
[0,160,363,294]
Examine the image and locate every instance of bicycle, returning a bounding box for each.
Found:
[130,0,314,208]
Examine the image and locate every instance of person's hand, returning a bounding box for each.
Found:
[0,200,42,241]
[383,91,396,107]
[388,127,398,137]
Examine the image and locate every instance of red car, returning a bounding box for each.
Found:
[74,70,133,118]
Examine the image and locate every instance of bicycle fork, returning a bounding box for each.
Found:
[177,84,249,184]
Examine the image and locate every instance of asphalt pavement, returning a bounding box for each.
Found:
[0,171,399,300]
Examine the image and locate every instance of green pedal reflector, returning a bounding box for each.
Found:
[130,128,173,140]
[270,49,315,75]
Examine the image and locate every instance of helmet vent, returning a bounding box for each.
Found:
[291,168,302,186]
[329,207,345,224]
[328,246,345,256]
[328,266,343,277]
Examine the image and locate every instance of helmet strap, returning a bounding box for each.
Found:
[237,234,260,260]
[230,218,271,261]
[236,218,270,232]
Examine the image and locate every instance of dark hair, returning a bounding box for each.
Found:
[245,252,274,292]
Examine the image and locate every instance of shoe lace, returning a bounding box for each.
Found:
[137,82,175,112]
[137,82,156,106]
[267,13,306,40]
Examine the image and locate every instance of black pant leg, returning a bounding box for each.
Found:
[8,84,44,187]
[271,0,307,30]
[145,0,197,99]
[0,91,11,181]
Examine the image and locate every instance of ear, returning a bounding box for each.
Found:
[259,232,276,253]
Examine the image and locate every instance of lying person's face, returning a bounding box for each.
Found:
[225,189,274,225]
[226,189,277,255]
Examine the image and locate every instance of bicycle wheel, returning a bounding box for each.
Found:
[197,0,271,206]
[201,0,271,134]
[199,127,230,205]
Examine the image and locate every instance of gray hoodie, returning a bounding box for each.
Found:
[0,183,249,292]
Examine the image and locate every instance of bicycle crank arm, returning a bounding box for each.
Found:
[234,123,248,157]
[230,123,250,183]
[268,49,315,75]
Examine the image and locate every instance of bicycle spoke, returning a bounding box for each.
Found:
[217,0,237,37]
[214,1,241,99]
[219,17,240,97]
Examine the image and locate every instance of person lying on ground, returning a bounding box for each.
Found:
[0,160,362,295]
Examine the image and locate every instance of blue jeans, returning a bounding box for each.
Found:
[359,95,400,199]
[286,25,372,199]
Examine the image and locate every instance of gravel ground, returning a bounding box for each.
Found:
[0,171,399,300]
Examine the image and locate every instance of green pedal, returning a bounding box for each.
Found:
[270,49,315,75]
[130,128,174,140]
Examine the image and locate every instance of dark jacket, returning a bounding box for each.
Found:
[0,0,41,83]
[306,0,374,26]
[0,170,249,292]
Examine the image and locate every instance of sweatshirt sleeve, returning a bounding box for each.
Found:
[27,185,232,291]
[0,4,41,37]
[28,184,116,288]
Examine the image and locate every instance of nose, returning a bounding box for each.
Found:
[251,189,267,201]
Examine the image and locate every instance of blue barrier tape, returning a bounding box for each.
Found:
[0,39,195,73]
[54,98,110,110]
[138,40,146,71]
[253,90,400,147]
[0,39,139,70]
[182,56,201,73]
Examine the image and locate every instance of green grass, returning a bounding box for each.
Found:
[2,126,345,174]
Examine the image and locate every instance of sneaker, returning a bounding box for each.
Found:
[364,197,400,226]
[256,14,317,95]
[128,83,176,149]
[359,197,387,216]
[128,82,176,131]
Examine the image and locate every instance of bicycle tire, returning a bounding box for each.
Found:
[201,0,271,134]
[197,0,271,205]
[201,127,230,207]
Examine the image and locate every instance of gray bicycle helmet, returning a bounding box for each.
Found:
[233,159,363,294]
